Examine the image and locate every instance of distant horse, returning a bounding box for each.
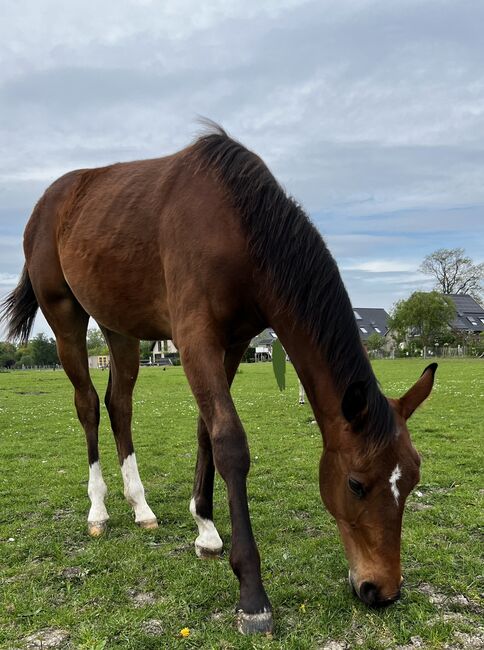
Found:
[298,378,306,404]
[1,123,437,634]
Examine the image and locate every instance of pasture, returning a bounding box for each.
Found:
[0,359,482,649]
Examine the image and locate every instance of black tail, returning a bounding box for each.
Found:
[0,266,38,343]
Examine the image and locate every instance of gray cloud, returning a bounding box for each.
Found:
[1,0,483,333]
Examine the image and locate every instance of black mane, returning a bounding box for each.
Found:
[191,122,395,447]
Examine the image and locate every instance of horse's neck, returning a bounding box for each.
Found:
[269,309,343,440]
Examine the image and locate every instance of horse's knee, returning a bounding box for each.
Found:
[74,385,99,427]
[212,430,250,480]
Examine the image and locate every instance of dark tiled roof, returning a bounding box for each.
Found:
[250,328,277,347]
[353,308,390,341]
[447,294,484,332]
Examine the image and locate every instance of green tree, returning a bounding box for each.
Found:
[477,333,484,356]
[389,291,456,357]
[17,354,33,368]
[366,332,385,353]
[30,333,59,366]
[0,341,17,368]
[140,340,152,361]
[86,328,108,356]
[15,343,32,368]
[420,248,483,302]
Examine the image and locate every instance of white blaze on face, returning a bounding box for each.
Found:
[121,453,157,523]
[389,463,402,505]
[87,461,109,523]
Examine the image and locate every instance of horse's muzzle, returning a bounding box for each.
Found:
[358,581,401,607]
[349,572,402,607]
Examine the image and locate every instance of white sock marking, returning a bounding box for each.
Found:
[189,497,223,555]
[87,461,109,523]
[389,464,402,505]
[121,453,157,523]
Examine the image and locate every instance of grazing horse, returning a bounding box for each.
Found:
[1,124,437,634]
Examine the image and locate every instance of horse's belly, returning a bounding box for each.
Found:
[60,243,173,340]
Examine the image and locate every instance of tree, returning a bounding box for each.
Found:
[86,328,108,356]
[420,248,484,302]
[15,343,33,368]
[17,354,33,368]
[0,342,17,368]
[140,340,152,361]
[389,291,456,357]
[30,333,59,366]
[366,332,385,353]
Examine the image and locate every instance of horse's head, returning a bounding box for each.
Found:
[319,363,437,607]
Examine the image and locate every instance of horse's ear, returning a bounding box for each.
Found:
[399,363,438,420]
[341,381,368,427]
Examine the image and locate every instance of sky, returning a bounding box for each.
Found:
[1,0,484,337]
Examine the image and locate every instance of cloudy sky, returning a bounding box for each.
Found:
[1,0,483,336]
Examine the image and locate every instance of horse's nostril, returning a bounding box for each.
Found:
[358,582,401,607]
[359,581,379,606]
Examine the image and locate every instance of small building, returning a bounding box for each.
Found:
[250,329,277,361]
[88,354,110,369]
[447,294,484,334]
[150,340,178,363]
[353,308,390,344]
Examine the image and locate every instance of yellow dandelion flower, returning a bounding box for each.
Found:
[299,603,306,613]
[180,627,190,638]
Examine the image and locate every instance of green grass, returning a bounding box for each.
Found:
[0,360,482,649]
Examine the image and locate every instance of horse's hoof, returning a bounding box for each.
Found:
[88,521,107,537]
[138,518,158,530]
[236,609,273,635]
[195,541,223,559]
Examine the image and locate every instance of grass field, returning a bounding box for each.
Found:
[0,360,482,649]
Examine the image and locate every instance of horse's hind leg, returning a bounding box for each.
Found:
[101,328,157,528]
[38,294,108,536]
[190,342,248,558]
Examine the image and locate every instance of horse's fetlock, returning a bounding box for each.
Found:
[88,482,107,500]
[125,485,145,505]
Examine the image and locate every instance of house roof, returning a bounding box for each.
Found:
[353,308,390,341]
[250,313,390,348]
[447,294,484,332]
[250,328,277,347]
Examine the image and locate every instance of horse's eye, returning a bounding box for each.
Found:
[348,477,365,498]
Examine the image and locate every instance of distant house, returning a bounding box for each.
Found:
[353,308,390,345]
[150,340,178,363]
[250,328,277,361]
[88,354,110,369]
[250,312,392,359]
[446,294,484,334]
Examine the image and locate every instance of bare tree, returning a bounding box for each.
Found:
[420,248,484,302]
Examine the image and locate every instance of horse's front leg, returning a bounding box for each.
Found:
[181,339,273,635]
[190,342,249,559]
[190,416,223,558]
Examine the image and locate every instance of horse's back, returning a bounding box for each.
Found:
[24,152,262,345]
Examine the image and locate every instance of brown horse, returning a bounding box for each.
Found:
[1,123,437,634]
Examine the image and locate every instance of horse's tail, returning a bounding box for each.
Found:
[0,265,39,343]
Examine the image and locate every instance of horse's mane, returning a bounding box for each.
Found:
[190,122,395,447]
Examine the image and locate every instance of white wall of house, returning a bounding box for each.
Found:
[255,345,272,361]
[151,340,177,362]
